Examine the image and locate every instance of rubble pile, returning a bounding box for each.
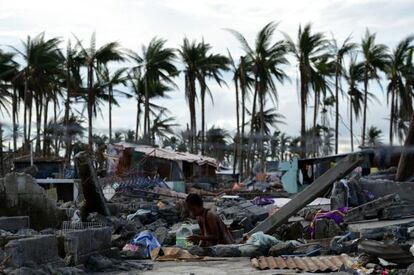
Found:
[1,152,414,274]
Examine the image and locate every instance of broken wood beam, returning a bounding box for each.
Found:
[75,151,111,220]
[344,193,400,223]
[248,153,364,235]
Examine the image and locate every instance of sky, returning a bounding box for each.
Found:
[1,0,414,152]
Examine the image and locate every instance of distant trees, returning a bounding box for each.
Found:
[0,24,412,174]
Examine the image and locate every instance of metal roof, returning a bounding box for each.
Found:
[251,254,354,272]
[114,142,218,167]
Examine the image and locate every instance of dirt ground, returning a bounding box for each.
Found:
[133,257,336,275]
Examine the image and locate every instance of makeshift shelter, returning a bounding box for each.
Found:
[106,143,218,183]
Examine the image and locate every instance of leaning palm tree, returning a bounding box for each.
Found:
[360,30,389,146]
[75,32,125,149]
[330,35,357,154]
[286,23,330,157]
[130,37,178,144]
[385,36,414,145]
[228,21,289,170]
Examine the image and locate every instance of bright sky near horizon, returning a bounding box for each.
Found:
[1,0,414,152]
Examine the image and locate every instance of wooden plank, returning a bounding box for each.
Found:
[248,154,364,235]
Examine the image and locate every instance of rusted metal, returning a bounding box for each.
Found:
[251,254,354,272]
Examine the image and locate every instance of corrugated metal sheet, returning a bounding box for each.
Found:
[251,254,354,272]
[115,142,218,166]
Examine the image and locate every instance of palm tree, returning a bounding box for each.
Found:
[128,70,173,142]
[197,43,229,155]
[360,30,389,146]
[228,21,289,170]
[386,36,414,145]
[205,126,229,162]
[286,23,329,157]
[330,36,357,154]
[150,110,179,144]
[75,32,125,149]
[178,38,205,153]
[366,126,383,147]
[130,37,178,144]
[96,65,129,142]
[12,33,63,153]
[63,40,83,162]
[345,58,365,151]
[0,50,18,152]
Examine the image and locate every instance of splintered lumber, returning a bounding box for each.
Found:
[75,151,111,219]
[248,153,364,235]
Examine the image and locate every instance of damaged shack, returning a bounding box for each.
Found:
[107,142,218,184]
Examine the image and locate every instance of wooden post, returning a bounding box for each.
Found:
[248,153,364,235]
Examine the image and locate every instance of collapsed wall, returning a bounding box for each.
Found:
[0,173,66,230]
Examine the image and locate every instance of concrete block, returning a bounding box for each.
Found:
[0,173,65,230]
[0,216,29,232]
[62,227,112,264]
[4,235,63,267]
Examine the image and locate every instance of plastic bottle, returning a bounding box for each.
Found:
[176,224,193,248]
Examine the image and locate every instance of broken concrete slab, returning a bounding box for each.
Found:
[4,235,63,268]
[0,216,29,232]
[359,178,414,204]
[0,173,66,230]
[60,227,112,265]
[248,154,364,235]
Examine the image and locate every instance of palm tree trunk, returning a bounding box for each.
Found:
[389,85,395,145]
[259,87,265,172]
[12,85,17,152]
[300,67,307,158]
[234,77,240,176]
[43,97,49,156]
[54,98,58,156]
[28,98,32,150]
[334,67,339,154]
[313,90,318,157]
[87,65,93,150]
[143,76,150,144]
[247,76,259,174]
[109,85,113,142]
[240,57,246,177]
[189,74,197,153]
[350,96,354,152]
[201,81,206,155]
[65,65,71,163]
[35,97,42,155]
[361,67,368,146]
[135,100,141,141]
[23,73,28,150]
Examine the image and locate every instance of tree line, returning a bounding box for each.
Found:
[0,22,413,177]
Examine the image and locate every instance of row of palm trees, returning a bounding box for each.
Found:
[0,22,413,175]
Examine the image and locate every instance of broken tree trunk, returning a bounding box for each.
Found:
[396,116,414,181]
[248,153,364,235]
[75,151,111,220]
